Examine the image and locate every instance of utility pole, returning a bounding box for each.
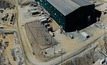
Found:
[61,48,63,65]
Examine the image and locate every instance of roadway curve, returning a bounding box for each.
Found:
[16,1,107,65]
[17,5,96,65]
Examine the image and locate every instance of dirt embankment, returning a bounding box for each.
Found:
[60,36,107,65]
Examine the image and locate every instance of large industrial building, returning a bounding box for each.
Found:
[38,0,101,32]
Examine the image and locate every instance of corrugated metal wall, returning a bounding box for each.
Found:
[38,0,65,29]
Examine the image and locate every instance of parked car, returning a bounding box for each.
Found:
[30,10,40,16]
[29,3,38,7]
[28,8,38,12]
[100,58,107,65]
[1,13,9,21]
[0,9,4,13]
[10,13,15,25]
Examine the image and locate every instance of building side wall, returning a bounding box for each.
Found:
[65,4,100,32]
[38,0,65,29]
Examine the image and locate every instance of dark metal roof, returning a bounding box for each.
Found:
[47,0,93,16]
